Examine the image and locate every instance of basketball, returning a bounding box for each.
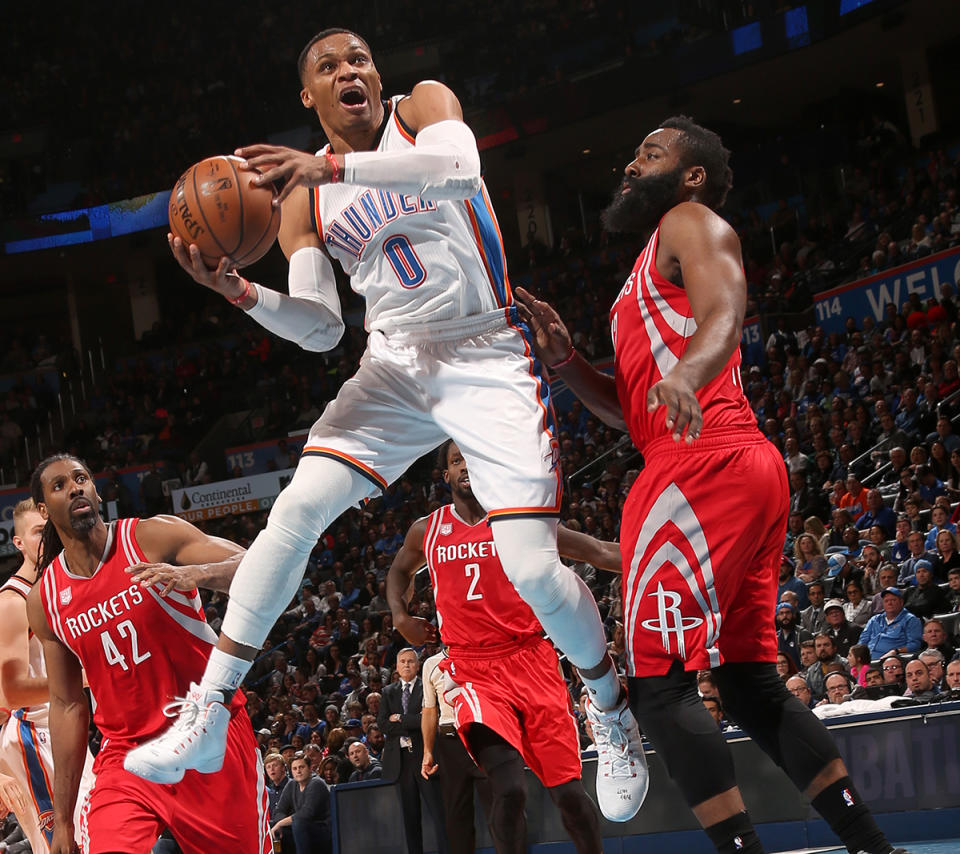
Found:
[168,155,280,269]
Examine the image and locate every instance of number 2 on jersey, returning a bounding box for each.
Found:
[100,619,152,671]
[383,235,426,288]
[465,562,483,601]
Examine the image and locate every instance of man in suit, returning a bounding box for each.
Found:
[377,648,449,854]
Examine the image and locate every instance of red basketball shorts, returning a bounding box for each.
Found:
[80,710,270,854]
[620,432,788,678]
[439,636,582,788]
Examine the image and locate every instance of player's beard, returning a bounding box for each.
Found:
[601,167,685,235]
[69,499,99,533]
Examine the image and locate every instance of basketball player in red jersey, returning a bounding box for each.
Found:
[387,440,626,854]
[23,455,270,854]
[516,118,906,854]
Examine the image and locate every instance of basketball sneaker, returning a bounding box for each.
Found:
[585,695,648,822]
[123,683,230,784]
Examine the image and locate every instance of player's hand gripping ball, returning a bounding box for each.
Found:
[168,155,280,269]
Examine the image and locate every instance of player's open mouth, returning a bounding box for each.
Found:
[70,499,92,514]
[339,87,368,112]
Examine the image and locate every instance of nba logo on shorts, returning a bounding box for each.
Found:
[60,587,73,605]
[440,523,453,536]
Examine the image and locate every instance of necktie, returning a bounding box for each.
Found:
[402,682,411,714]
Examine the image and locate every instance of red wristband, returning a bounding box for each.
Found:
[549,348,577,370]
[324,151,340,184]
[228,277,251,306]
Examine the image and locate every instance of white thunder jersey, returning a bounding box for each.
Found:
[309,96,511,335]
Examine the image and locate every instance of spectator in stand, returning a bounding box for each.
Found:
[868,566,900,615]
[904,562,951,619]
[264,753,292,825]
[860,587,923,659]
[916,465,948,508]
[784,510,806,554]
[800,582,827,634]
[854,489,897,538]
[794,535,827,583]
[946,568,960,610]
[804,516,831,554]
[903,660,937,701]
[880,655,906,693]
[841,580,873,628]
[346,741,383,782]
[777,556,810,610]
[944,660,960,693]
[933,529,960,581]
[803,634,849,702]
[824,599,863,657]
[920,619,956,662]
[775,651,798,681]
[932,416,960,454]
[918,649,947,692]
[785,675,814,709]
[777,602,812,669]
[272,754,331,854]
[924,506,956,550]
[897,532,935,586]
[889,516,913,563]
[820,672,853,707]
[319,757,340,786]
[839,473,869,520]
[848,644,872,687]
[799,639,818,671]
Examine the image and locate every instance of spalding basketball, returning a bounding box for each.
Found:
[168,155,280,269]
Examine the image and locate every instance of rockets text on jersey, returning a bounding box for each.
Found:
[310,96,512,335]
[423,504,542,653]
[38,519,243,750]
[609,225,758,453]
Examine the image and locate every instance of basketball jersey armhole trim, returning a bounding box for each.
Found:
[393,97,417,143]
[309,186,322,239]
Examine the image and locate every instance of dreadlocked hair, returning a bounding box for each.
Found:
[30,453,91,575]
[658,115,733,210]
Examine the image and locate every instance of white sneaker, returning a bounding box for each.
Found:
[585,696,648,822]
[123,683,230,784]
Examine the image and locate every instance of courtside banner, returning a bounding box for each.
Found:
[813,246,960,334]
[171,468,295,522]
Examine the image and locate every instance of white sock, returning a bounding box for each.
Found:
[580,662,622,711]
[200,647,252,696]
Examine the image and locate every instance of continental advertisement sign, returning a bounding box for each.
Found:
[171,469,295,522]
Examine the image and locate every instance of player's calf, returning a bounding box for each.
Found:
[547,780,601,854]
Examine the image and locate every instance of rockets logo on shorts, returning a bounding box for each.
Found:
[640,583,704,658]
[625,482,722,672]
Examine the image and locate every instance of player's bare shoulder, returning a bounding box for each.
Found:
[398,80,464,130]
[658,201,741,270]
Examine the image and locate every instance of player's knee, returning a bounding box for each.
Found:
[548,780,593,821]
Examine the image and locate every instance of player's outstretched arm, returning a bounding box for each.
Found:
[647,202,746,444]
[129,514,244,594]
[515,287,626,430]
[239,80,480,204]
[0,593,49,708]
[26,587,86,854]
[386,518,437,647]
[167,187,345,353]
[558,525,622,574]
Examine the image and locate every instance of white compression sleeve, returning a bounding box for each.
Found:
[342,119,481,201]
[245,246,345,352]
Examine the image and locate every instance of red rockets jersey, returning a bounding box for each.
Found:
[609,225,759,453]
[38,518,244,750]
[423,504,542,653]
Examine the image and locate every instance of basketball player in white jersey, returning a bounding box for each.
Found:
[0,500,93,853]
[132,26,645,821]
